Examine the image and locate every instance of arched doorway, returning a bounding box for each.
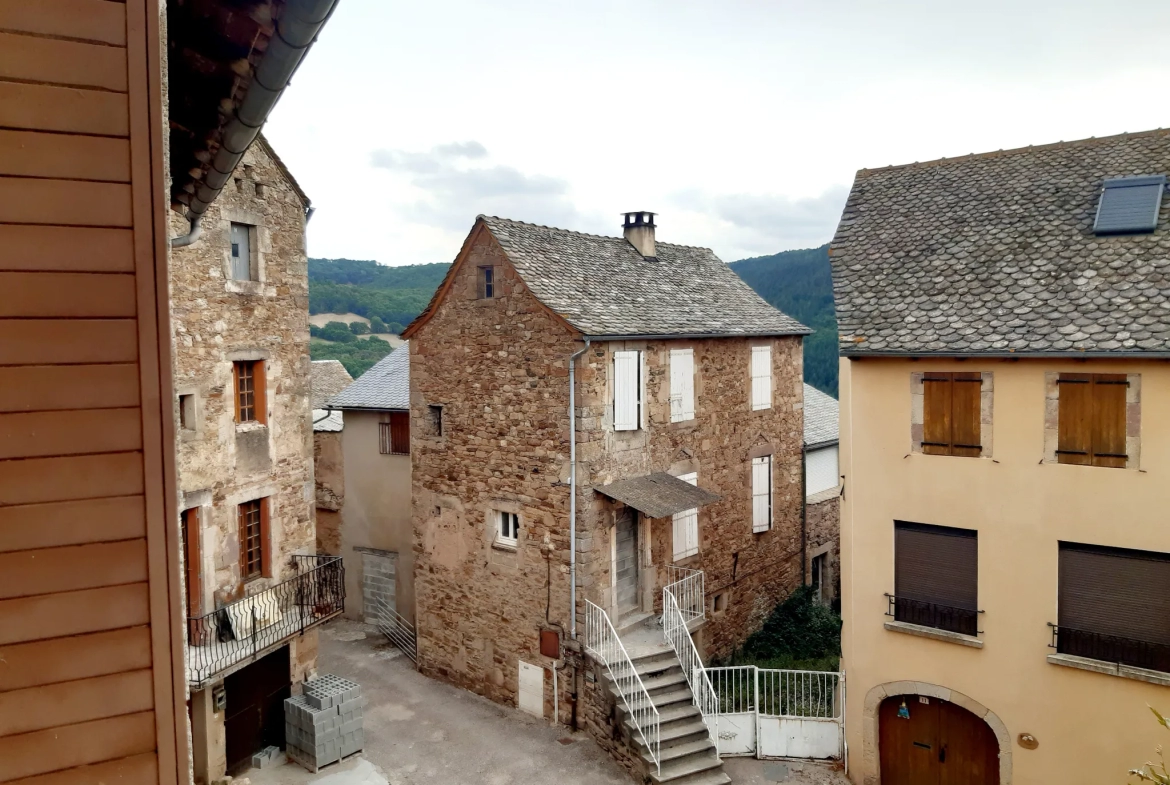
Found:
[879,694,999,785]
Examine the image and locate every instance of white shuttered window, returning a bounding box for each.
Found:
[669,348,695,423]
[613,350,641,431]
[673,472,699,560]
[752,456,772,533]
[751,346,772,410]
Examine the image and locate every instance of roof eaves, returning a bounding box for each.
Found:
[842,349,1170,359]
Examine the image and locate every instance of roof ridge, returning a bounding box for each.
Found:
[858,127,1170,177]
[478,214,715,253]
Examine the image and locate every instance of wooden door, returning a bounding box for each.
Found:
[879,696,999,785]
[615,508,639,620]
[225,646,291,773]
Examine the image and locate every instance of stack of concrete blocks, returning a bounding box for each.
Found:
[284,674,364,772]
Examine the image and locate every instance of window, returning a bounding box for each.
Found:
[238,499,269,580]
[712,590,730,616]
[180,508,201,618]
[613,350,642,431]
[893,522,978,636]
[812,553,828,605]
[922,372,982,457]
[751,455,772,533]
[669,348,695,423]
[178,394,196,431]
[379,411,410,455]
[233,361,266,424]
[750,345,771,410]
[497,511,520,548]
[478,266,495,299]
[672,472,699,560]
[427,405,443,437]
[1056,374,1127,468]
[1056,542,1170,672]
[1094,175,1165,235]
[229,222,255,281]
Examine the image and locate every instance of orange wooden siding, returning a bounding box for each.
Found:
[0,0,184,782]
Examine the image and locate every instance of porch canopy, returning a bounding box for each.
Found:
[596,473,722,519]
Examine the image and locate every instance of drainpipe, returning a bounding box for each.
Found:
[170,214,203,248]
[568,338,591,639]
[800,446,808,586]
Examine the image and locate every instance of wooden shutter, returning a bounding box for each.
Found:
[390,410,410,454]
[672,472,698,560]
[260,498,272,578]
[181,508,201,617]
[670,348,694,423]
[950,373,982,457]
[613,350,639,431]
[232,361,242,422]
[1059,543,1170,645]
[1057,374,1092,465]
[751,346,771,410]
[922,373,953,455]
[1091,374,1127,468]
[894,522,977,610]
[253,360,267,425]
[752,456,771,532]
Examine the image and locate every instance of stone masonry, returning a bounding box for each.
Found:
[409,226,805,726]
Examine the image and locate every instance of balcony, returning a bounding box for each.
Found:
[1049,623,1170,678]
[187,555,344,687]
[885,594,982,642]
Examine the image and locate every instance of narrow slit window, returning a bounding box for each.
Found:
[751,455,772,533]
[669,348,695,423]
[478,266,495,299]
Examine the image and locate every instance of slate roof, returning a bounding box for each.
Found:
[411,216,808,339]
[596,473,722,519]
[312,409,344,433]
[311,360,353,409]
[328,343,410,410]
[830,129,1170,355]
[803,384,838,449]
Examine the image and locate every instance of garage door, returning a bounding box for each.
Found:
[225,646,292,773]
[879,695,998,785]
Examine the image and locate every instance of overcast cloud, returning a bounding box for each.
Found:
[264,0,1170,265]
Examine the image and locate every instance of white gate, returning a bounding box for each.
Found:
[707,666,842,760]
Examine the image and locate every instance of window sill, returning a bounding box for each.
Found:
[492,541,518,553]
[225,279,266,296]
[1046,653,1170,686]
[884,620,983,649]
[236,421,268,434]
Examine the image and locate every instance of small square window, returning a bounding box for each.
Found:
[178,394,196,431]
[478,266,495,299]
[229,223,256,281]
[712,590,729,616]
[497,511,520,547]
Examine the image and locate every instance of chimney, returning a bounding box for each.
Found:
[622,211,657,258]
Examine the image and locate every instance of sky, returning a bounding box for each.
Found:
[264,0,1170,267]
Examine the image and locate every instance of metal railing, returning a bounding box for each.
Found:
[886,593,981,637]
[187,555,344,687]
[663,580,720,756]
[1049,623,1170,674]
[707,665,757,715]
[665,565,705,624]
[372,594,417,664]
[585,600,660,774]
[707,666,841,720]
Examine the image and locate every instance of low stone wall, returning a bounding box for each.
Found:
[580,657,650,785]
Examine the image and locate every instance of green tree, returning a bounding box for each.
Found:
[309,324,322,338]
[319,321,355,343]
[369,316,387,334]
[1132,707,1170,783]
[349,321,370,335]
[386,321,404,334]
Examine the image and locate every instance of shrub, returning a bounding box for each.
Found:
[1132,707,1170,783]
[369,316,387,334]
[386,321,405,334]
[318,321,356,343]
[729,585,841,668]
[309,324,322,338]
[349,321,370,335]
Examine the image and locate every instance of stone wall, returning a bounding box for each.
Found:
[806,492,841,605]
[314,429,344,555]
[579,661,651,785]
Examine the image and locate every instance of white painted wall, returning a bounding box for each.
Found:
[805,445,839,497]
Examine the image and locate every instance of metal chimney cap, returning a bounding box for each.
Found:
[621,211,657,228]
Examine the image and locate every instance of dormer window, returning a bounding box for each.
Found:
[1094,175,1165,235]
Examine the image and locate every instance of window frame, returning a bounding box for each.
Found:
[613,350,642,431]
[751,455,772,533]
[178,393,196,432]
[427,404,443,438]
[232,360,266,425]
[750,345,772,410]
[496,510,520,548]
[1056,373,1128,468]
[229,222,256,282]
[238,498,270,581]
[672,472,699,560]
[669,348,695,423]
[477,266,495,299]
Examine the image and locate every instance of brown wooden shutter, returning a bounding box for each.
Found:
[232,361,242,423]
[181,508,201,618]
[951,373,982,457]
[895,522,978,610]
[238,503,248,580]
[1091,374,1126,468]
[1059,543,1170,645]
[254,360,267,425]
[260,498,272,578]
[922,373,953,456]
[390,410,410,454]
[1057,374,1092,465]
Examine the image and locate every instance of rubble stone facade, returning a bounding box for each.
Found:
[410,228,805,724]
[805,493,841,606]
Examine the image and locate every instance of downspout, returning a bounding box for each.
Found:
[170,0,340,244]
[800,445,808,586]
[170,214,203,248]
[568,338,591,639]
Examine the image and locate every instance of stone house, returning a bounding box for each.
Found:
[171,136,342,782]
[803,384,840,607]
[324,346,416,624]
[831,129,1170,785]
[401,211,810,756]
[312,359,352,556]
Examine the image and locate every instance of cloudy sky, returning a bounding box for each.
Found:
[265,0,1170,266]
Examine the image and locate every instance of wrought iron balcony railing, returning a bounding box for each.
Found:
[187,554,344,687]
[1049,623,1170,674]
[885,593,982,637]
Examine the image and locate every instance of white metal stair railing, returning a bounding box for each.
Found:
[665,565,705,623]
[371,595,417,664]
[584,600,661,775]
[662,581,720,757]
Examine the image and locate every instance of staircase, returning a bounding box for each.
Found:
[605,620,729,785]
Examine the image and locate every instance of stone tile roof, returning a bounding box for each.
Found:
[311,360,353,409]
[328,343,409,411]
[312,409,344,433]
[596,472,722,519]
[830,129,1170,355]
[803,384,838,449]
[476,216,809,338]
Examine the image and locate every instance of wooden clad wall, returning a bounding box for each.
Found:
[0,1,185,783]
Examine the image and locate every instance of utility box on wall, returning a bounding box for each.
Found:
[539,629,560,659]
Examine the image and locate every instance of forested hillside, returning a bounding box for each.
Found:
[729,244,838,396]
[308,249,839,396]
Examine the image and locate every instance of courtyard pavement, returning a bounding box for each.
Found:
[240,618,848,785]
